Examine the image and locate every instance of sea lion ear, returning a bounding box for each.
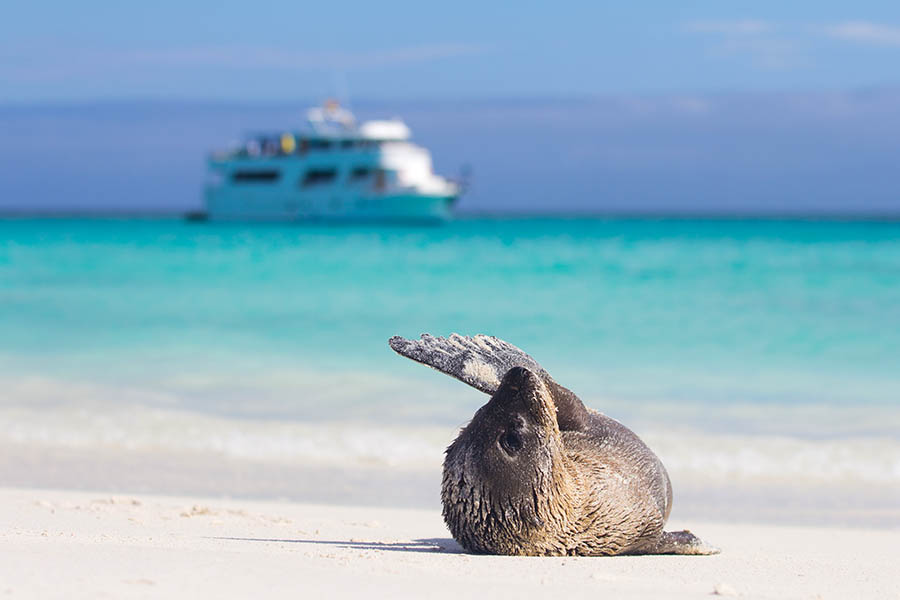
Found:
[388,333,591,431]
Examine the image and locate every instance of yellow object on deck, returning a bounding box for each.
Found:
[280,133,296,154]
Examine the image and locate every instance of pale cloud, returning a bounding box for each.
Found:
[683,20,774,35]
[715,37,804,70]
[682,20,802,70]
[614,95,714,117]
[126,43,488,69]
[0,42,488,81]
[823,21,900,46]
[687,19,900,50]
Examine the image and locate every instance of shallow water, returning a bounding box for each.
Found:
[1,217,898,517]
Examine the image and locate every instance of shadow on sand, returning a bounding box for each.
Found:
[211,536,465,554]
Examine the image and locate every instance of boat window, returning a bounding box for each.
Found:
[262,139,280,155]
[232,170,281,183]
[350,167,372,180]
[341,140,356,149]
[302,168,338,186]
[308,139,332,151]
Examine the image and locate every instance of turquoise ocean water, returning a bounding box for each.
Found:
[1,218,898,519]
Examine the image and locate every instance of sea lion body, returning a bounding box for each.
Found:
[390,334,718,557]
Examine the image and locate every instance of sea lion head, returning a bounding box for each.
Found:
[441,366,570,554]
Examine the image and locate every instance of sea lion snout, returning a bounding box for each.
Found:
[492,367,557,431]
[499,366,537,391]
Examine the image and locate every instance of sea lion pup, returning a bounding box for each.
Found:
[389,333,718,557]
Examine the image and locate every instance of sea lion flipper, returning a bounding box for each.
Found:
[633,530,721,555]
[389,333,546,394]
[388,333,591,431]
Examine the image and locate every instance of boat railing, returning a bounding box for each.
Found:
[211,136,384,161]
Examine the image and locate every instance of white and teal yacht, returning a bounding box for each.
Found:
[202,101,459,222]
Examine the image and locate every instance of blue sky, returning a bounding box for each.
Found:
[5,1,900,101]
[4,1,900,214]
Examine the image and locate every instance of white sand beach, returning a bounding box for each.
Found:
[1,487,897,600]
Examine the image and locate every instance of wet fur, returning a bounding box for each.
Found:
[442,374,671,556]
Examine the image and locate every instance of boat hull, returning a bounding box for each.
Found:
[203,188,456,223]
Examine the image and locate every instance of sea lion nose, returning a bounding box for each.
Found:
[503,366,534,388]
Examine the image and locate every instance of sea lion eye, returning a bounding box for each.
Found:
[499,429,524,454]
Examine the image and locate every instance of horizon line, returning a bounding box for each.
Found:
[2,209,899,223]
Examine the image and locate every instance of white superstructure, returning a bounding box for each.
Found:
[202,101,459,222]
